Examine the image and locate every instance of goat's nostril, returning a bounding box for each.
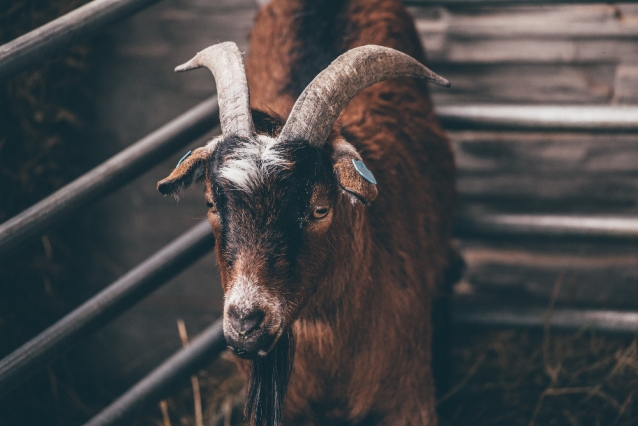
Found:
[228,307,265,335]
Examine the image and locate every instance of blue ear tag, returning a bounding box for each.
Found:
[176,150,192,168]
[352,159,377,184]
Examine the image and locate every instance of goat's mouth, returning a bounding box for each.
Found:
[224,321,283,360]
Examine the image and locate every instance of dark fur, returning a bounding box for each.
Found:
[245,329,296,426]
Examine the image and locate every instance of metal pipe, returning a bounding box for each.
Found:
[455,213,638,242]
[0,97,219,260]
[454,305,638,334]
[438,105,638,132]
[0,0,162,81]
[0,220,214,398]
[83,318,226,426]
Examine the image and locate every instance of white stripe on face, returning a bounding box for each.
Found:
[219,135,289,192]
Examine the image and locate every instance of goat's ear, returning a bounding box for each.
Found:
[331,138,378,205]
[157,146,213,196]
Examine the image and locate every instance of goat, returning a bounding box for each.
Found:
[157,0,456,424]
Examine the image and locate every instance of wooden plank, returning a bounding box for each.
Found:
[429,38,638,64]
[456,242,638,309]
[412,5,638,39]
[452,131,638,214]
[430,64,615,104]
[410,4,638,64]
[613,65,638,104]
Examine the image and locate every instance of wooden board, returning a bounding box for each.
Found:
[409,4,638,104]
[452,131,638,214]
[430,63,616,104]
[456,240,638,309]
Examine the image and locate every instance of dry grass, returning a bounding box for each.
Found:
[147,326,638,426]
[140,352,246,426]
[438,329,638,426]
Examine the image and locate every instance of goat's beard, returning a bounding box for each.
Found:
[245,328,295,426]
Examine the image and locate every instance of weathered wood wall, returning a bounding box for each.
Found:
[410,4,638,313]
[81,1,638,386]
[417,4,638,104]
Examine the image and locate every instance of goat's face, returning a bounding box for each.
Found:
[158,42,446,361]
[158,128,376,358]
[209,133,336,358]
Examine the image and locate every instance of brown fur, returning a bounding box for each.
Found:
[243,0,456,425]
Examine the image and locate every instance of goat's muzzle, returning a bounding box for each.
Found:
[228,306,265,335]
[224,304,281,359]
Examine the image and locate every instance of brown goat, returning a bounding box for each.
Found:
[158,0,456,424]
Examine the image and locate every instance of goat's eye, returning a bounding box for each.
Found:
[312,206,329,219]
[206,201,217,212]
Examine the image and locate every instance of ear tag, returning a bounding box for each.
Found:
[352,159,377,185]
[176,150,192,168]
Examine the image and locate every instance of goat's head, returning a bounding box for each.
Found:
[157,41,448,424]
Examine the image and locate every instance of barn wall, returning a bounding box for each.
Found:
[412,4,638,311]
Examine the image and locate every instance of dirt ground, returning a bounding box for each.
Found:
[144,327,638,426]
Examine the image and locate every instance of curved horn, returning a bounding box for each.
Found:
[278,45,450,146]
[176,42,254,138]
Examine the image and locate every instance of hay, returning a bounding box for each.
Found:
[141,352,247,426]
[439,328,638,426]
[147,329,638,426]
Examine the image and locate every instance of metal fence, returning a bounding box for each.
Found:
[1,0,638,424]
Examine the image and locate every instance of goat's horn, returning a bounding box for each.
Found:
[175,42,254,138]
[278,45,450,146]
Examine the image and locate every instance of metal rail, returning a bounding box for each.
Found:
[454,304,638,334]
[0,0,162,81]
[0,97,219,260]
[0,221,214,398]
[438,105,638,132]
[455,213,638,242]
[84,319,226,426]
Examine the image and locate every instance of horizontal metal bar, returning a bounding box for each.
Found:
[438,105,638,132]
[84,318,226,426]
[455,213,638,241]
[0,220,214,398]
[405,0,638,5]
[0,97,219,260]
[454,305,638,334]
[0,0,162,81]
